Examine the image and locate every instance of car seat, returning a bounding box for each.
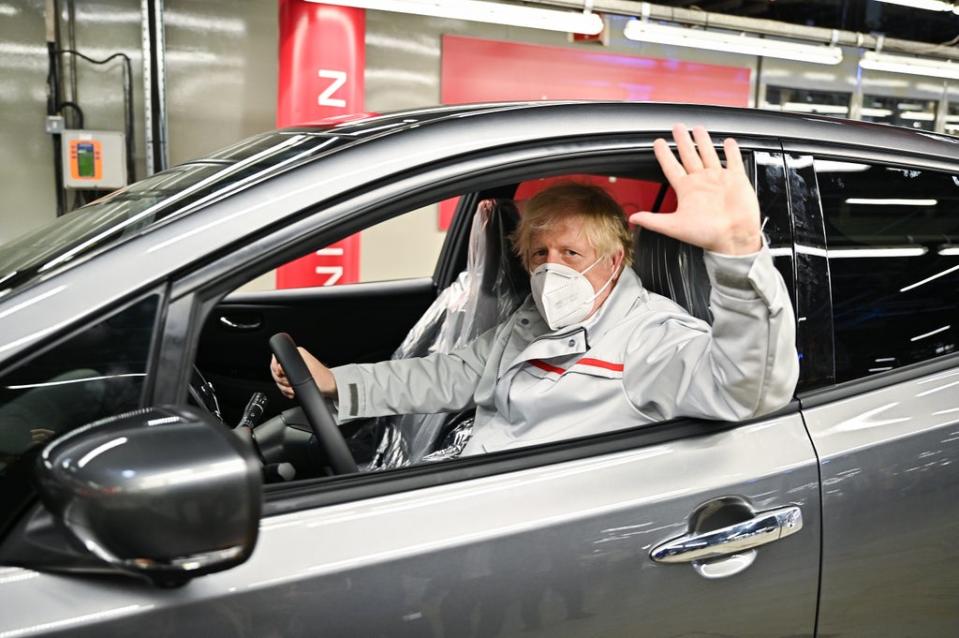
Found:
[631,228,712,323]
[368,199,529,469]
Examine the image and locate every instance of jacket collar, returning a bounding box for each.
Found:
[513,267,647,345]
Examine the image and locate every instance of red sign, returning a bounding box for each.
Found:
[441,35,751,106]
[514,175,676,216]
[276,1,365,288]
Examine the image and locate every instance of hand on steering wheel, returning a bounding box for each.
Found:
[269,333,357,475]
[271,347,336,399]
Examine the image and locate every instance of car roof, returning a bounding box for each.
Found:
[296,100,959,158]
[2,101,958,366]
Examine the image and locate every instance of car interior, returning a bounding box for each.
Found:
[190,163,723,483]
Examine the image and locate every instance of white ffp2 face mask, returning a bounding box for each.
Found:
[530,257,617,331]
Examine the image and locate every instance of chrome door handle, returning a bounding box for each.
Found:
[650,505,802,565]
[219,315,262,331]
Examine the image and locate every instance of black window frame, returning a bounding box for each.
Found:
[156,134,799,517]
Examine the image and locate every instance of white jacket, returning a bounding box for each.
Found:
[331,245,798,455]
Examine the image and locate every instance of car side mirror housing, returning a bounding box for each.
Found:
[34,405,262,587]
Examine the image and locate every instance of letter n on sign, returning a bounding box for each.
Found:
[276,1,365,288]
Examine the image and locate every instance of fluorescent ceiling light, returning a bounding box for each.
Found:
[861,107,893,117]
[860,51,959,80]
[901,111,935,121]
[873,0,959,12]
[623,19,843,65]
[845,197,937,205]
[782,102,849,114]
[869,366,894,373]
[828,247,928,258]
[813,160,871,172]
[939,246,959,255]
[315,0,603,34]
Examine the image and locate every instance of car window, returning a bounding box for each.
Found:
[0,294,159,532]
[235,204,449,293]
[816,159,959,382]
[198,151,797,483]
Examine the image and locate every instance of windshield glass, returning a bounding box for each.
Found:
[0,130,339,298]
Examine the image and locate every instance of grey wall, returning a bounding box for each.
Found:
[0,0,277,246]
[164,0,277,165]
[0,0,59,244]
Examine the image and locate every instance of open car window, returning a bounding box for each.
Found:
[190,163,721,482]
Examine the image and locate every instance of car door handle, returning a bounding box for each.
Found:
[650,505,802,565]
[219,314,262,331]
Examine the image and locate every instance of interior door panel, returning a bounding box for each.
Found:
[195,278,435,424]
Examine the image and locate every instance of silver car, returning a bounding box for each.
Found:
[0,102,957,637]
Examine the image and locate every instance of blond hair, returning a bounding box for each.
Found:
[512,182,633,269]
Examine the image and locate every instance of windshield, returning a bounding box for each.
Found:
[0,130,340,298]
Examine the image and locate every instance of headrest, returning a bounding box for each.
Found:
[631,227,712,323]
[477,199,529,302]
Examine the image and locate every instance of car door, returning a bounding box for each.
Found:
[785,150,959,636]
[0,136,820,638]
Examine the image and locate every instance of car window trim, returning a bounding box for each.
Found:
[781,151,836,392]
[221,277,435,305]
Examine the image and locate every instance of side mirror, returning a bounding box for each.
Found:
[34,405,261,587]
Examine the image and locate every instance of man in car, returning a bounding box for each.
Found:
[271,124,799,455]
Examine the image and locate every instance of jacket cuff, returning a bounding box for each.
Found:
[703,243,783,313]
[330,364,365,421]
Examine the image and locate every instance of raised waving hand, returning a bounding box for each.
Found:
[629,124,762,256]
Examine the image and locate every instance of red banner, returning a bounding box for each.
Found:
[276,1,365,288]
[441,35,751,106]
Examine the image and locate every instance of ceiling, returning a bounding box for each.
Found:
[630,0,959,46]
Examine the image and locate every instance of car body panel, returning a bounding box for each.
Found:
[803,363,959,636]
[0,413,819,637]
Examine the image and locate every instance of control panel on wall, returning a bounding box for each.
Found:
[61,130,127,190]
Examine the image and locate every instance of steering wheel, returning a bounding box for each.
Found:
[269,333,357,475]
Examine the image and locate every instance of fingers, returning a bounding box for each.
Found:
[672,123,704,173]
[270,355,287,383]
[653,138,686,186]
[723,137,746,174]
[270,355,295,399]
[691,126,721,170]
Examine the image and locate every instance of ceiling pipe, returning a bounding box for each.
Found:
[534,0,959,62]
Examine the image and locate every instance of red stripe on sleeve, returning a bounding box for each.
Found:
[529,359,566,375]
[576,358,625,372]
